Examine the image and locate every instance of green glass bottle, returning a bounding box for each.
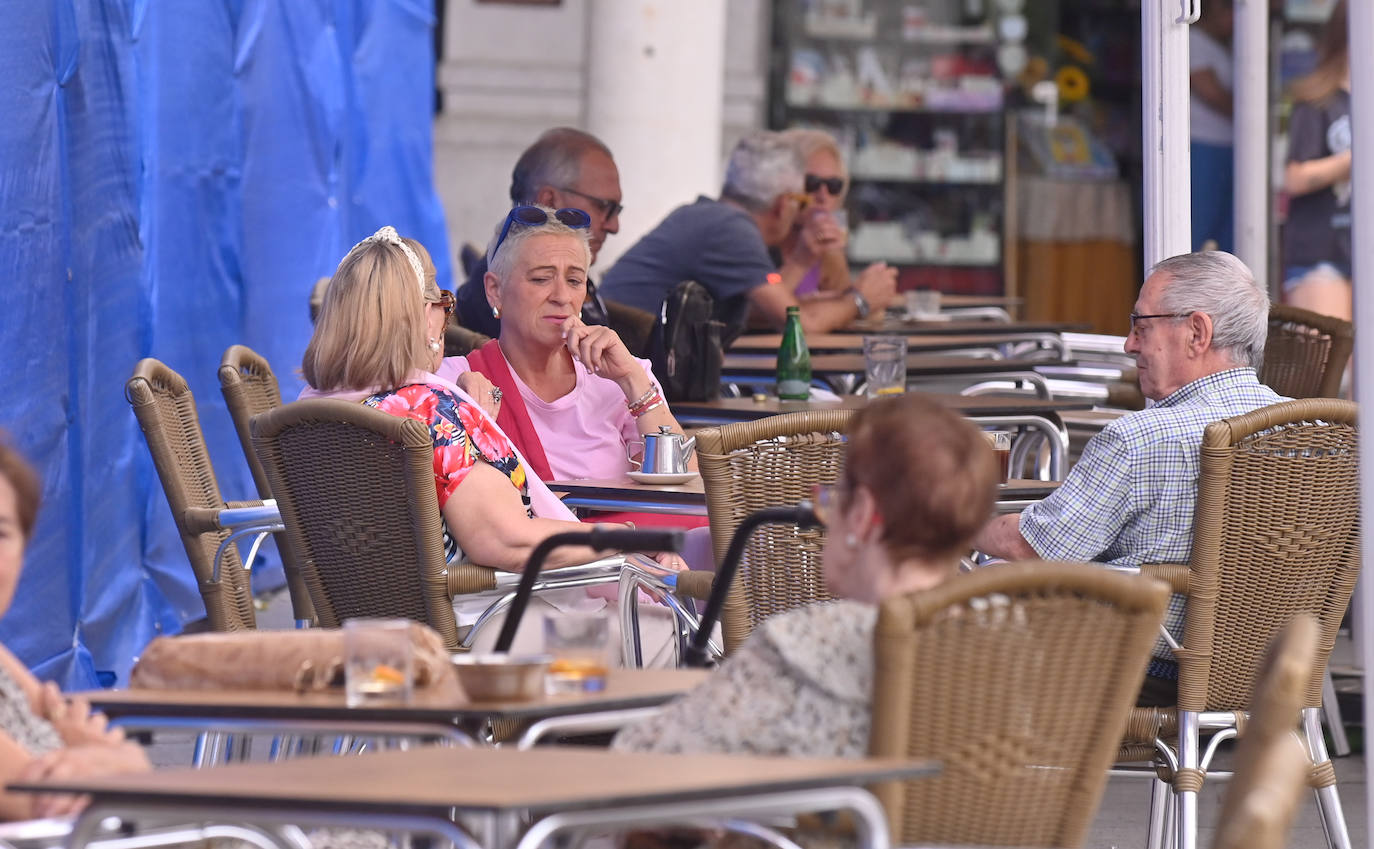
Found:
[776,305,811,400]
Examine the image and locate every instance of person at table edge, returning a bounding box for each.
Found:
[439,205,699,484]
[455,127,638,342]
[972,251,1280,704]
[598,130,898,338]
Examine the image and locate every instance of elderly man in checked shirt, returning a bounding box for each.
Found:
[973,251,1281,705]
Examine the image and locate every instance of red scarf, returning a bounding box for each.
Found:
[464,340,555,482]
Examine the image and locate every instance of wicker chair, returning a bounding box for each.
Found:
[250,398,636,654]
[869,562,1170,848]
[218,345,315,625]
[126,359,269,631]
[683,411,857,654]
[1117,398,1358,849]
[1261,304,1353,398]
[1213,615,1319,849]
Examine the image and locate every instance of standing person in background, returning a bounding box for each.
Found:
[1282,0,1352,321]
[778,128,854,297]
[1190,0,1235,253]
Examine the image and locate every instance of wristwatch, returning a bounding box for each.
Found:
[847,287,871,319]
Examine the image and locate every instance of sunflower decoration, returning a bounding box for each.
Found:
[1054,35,1096,104]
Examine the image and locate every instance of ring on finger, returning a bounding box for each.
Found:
[490,387,503,403]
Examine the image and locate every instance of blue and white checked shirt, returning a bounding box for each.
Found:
[1020,368,1284,661]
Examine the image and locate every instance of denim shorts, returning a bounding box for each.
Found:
[1283,262,1351,295]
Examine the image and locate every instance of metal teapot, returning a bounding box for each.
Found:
[630,426,697,475]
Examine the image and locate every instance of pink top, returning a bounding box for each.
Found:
[437,353,663,481]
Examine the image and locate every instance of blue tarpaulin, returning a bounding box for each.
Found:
[0,0,451,689]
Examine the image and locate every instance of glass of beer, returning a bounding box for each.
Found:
[543,612,610,693]
[984,431,1013,484]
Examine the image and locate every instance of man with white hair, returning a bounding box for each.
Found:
[600,131,897,337]
[974,250,1281,702]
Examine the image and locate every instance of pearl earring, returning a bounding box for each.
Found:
[844,533,858,549]
[427,337,441,353]
[492,307,501,319]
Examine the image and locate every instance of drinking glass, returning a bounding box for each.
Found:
[862,335,907,397]
[344,618,414,707]
[543,612,610,693]
[984,431,1013,484]
[905,288,942,319]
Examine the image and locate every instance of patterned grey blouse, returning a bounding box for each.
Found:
[613,600,876,757]
[0,662,61,755]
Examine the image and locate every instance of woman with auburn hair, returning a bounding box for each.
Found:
[0,436,151,820]
[1282,0,1352,321]
[614,394,999,755]
[301,227,682,653]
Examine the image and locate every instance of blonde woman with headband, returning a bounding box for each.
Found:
[300,227,683,654]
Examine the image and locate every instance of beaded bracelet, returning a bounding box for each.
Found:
[625,386,657,410]
[631,398,664,419]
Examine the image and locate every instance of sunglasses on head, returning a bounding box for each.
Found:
[434,289,455,316]
[491,206,593,261]
[804,174,846,196]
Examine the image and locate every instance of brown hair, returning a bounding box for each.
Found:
[302,234,442,392]
[1291,0,1348,104]
[0,436,41,544]
[842,394,998,562]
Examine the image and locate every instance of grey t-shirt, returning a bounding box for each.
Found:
[599,196,774,334]
[1284,90,1351,272]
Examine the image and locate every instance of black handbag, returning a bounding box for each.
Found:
[647,280,724,402]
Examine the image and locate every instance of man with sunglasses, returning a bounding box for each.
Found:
[455,127,632,340]
[972,251,1279,705]
[599,131,897,340]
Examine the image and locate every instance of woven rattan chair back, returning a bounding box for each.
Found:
[126,359,256,631]
[218,345,315,624]
[870,562,1169,848]
[217,345,282,497]
[1213,615,1318,849]
[695,410,856,652]
[1261,304,1353,398]
[1182,398,1359,713]
[250,398,461,649]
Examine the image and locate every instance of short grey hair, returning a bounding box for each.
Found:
[1151,251,1270,368]
[485,204,592,282]
[721,131,803,212]
[509,127,612,204]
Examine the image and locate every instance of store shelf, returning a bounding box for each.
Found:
[785,101,1004,116]
[849,176,1001,187]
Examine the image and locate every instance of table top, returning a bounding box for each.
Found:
[923,294,1023,309]
[841,318,1085,336]
[729,332,1059,355]
[672,392,1089,426]
[549,476,1058,507]
[723,353,1066,378]
[84,667,707,724]
[11,746,937,817]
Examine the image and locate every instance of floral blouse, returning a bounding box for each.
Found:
[364,383,531,515]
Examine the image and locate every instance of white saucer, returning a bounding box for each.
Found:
[627,471,699,485]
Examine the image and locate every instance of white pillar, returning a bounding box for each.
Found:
[1349,0,1374,828]
[1231,0,1267,282]
[585,0,727,272]
[1141,0,1195,270]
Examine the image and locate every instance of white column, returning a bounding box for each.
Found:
[1231,0,1267,282]
[585,0,727,272]
[1141,0,1195,270]
[1349,0,1374,828]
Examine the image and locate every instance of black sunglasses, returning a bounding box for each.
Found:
[491,206,593,260]
[804,174,846,195]
[556,186,624,223]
